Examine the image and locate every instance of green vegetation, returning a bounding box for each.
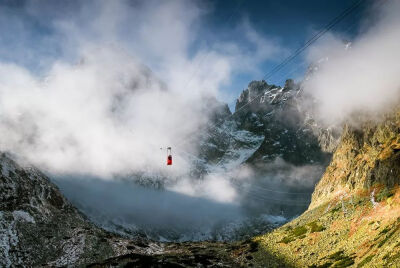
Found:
[320,250,354,267]
[330,205,341,213]
[242,115,400,267]
[379,225,390,235]
[278,225,308,244]
[377,223,399,248]
[308,221,325,233]
[353,195,368,206]
[252,194,400,267]
[387,252,400,263]
[376,187,395,202]
[309,263,332,268]
[328,250,345,261]
[279,236,295,244]
[357,255,374,267]
[292,225,308,236]
[378,233,393,248]
[332,257,354,267]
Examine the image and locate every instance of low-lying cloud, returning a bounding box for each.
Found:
[303,0,400,126]
[54,159,320,241]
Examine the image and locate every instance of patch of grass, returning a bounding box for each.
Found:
[328,251,345,261]
[378,234,392,248]
[284,225,293,231]
[357,255,374,267]
[292,226,308,237]
[387,251,400,263]
[308,221,325,233]
[353,195,368,206]
[379,226,390,235]
[377,224,397,248]
[332,257,354,267]
[326,251,354,268]
[278,236,295,244]
[331,206,341,213]
[309,263,332,268]
[278,225,308,244]
[376,187,395,202]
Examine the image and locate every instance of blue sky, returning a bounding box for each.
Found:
[0,0,368,108]
[205,0,367,104]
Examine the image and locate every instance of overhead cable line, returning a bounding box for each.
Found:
[262,0,367,82]
[179,0,368,151]
[198,0,368,131]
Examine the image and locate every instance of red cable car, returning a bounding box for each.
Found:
[167,147,172,165]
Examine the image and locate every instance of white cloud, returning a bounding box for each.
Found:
[0,0,286,179]
[303,0,400,125]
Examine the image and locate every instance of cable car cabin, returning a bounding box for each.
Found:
[167,147,172,165]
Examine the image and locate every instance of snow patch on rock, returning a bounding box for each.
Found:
[12,211,35,224]
[47,229,86,267]
[0,212,19,268]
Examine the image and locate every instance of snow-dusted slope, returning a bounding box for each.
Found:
[233,79,333,166]
[0,153,159,267]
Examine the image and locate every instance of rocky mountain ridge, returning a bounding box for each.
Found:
[310,111,400,209]
[232,79,333,166]
[250,110,400,267]
[0,151,256,267]
[0,153,167,267]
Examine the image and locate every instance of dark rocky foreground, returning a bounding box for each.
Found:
[89,242,240,268]
[88,240,292,268]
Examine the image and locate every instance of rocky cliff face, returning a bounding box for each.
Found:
[247,111,400,267]
[195,78,336,177]
[232,79,337,167]
[0,153,165,267]
[310,111,400,209]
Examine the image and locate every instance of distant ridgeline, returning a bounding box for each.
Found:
[198,77,340,172]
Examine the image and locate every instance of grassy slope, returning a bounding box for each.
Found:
[250,187,400,267]
[246,114,400,267]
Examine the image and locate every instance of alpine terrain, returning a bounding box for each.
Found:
[1,0,400,267]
